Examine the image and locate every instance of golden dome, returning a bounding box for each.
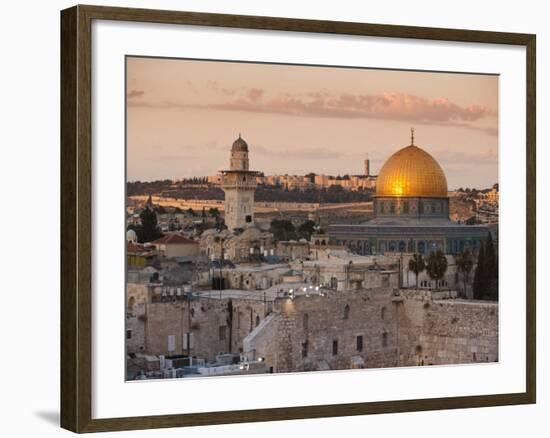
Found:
[376,143,448,198]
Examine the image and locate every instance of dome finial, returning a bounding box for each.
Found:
[410,127,415,145]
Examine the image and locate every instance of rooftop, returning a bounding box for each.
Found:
[151,234,197,245]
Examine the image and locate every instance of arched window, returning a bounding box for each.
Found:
[344,305,350,320]
[381,306,386,320]
[255,315,260,327]
[303,313,309,330]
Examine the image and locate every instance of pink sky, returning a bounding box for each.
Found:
[127,57,498,190]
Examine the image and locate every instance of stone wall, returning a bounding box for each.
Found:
[143,294,271,361]
[244,288,399,373]
[127,281,498,373]
[300,259,399,292]
[223,265,290,290]
[126,283,148,354]
[398,291,498,366]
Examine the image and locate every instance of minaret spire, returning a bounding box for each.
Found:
[411,127,415,145]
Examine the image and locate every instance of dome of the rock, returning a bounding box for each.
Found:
[375,144,448,198]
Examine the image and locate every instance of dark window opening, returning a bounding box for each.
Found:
[356,335,363,352]
[245,215,252,223]
[219,325,227,341]
[126,329,132,340]
[332,339,338,356]
[302,341,309,358]
[382,332,388,347]
[343,305,350,320]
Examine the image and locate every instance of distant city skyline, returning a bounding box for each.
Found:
[127,57,498,189]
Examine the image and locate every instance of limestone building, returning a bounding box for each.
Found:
[126,268,498,377]
[221,135,258,231]
[329,130,490,255]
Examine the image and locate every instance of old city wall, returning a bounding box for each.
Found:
[143,294,271,361]
[128,282,499,371]
[242,313,279,369]
[246,288,400,373]
[398,291,499,366]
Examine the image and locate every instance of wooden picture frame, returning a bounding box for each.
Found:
[60,4,536,433]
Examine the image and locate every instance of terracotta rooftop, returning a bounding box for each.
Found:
[151,234,197,245]
[127,241,147,254]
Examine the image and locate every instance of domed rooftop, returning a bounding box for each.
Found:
[376,131,448,198]
[231,134,248,152]
[127,229,137,243]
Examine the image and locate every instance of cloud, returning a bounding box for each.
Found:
[127,89,145,99]
[206,91,496,125]
[253,144,342,160]
[127,87,497,135]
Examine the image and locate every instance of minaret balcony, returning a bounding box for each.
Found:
[221,181,257,190]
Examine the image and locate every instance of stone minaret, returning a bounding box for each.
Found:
[221,134,258,231]
[364,154,370,177]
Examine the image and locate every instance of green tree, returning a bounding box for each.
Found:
[472,243,486,299]
[426,250,448,290]
[137,208,163,243]
[472,233,499,301]
[297,220,316,240]
[269,219,296,241]
[408,253,425,291]
[484,233,499,301]
[455,249,474,298]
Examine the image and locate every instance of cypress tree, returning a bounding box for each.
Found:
[485,233,496,277]
[484,233,498,300]
[138,207,163,243]
[473,242,486,300]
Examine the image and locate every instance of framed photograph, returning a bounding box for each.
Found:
[60,4,536,433]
